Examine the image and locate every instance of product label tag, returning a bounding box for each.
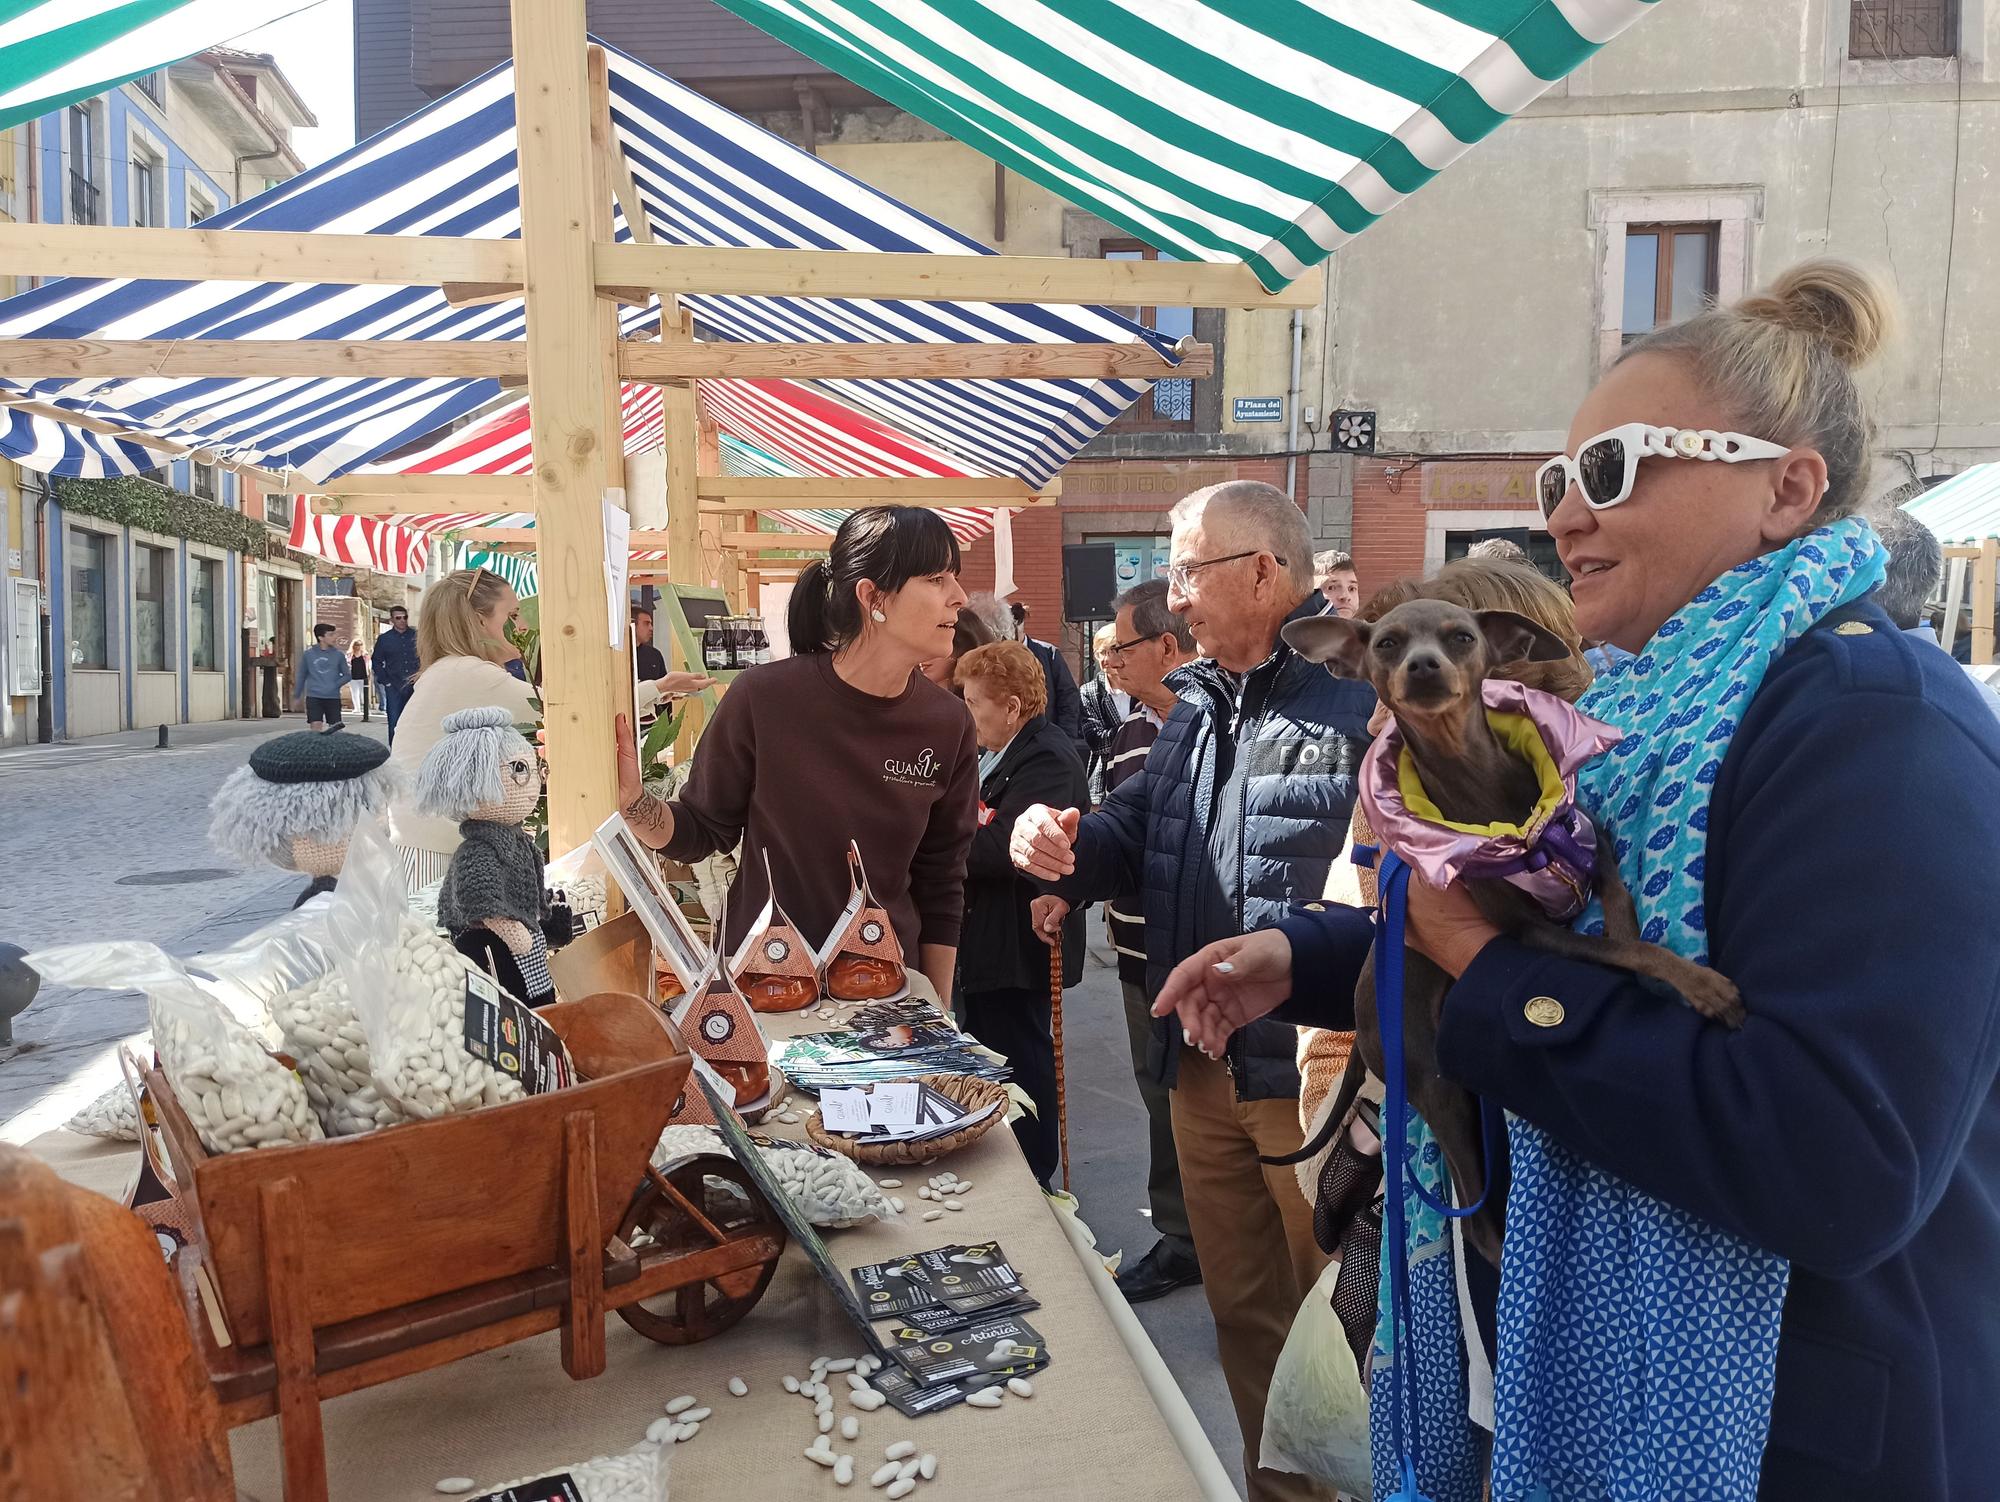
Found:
[461,971,574,1094]
[471,1472,582,1501]
[885,1313,1047,1386]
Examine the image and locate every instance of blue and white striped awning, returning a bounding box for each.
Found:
[0,40,1170,483]
[1905,466,2000,544]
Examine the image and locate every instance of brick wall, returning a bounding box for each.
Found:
[1350,453,1557,599]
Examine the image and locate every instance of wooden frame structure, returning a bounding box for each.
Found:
[1939,540,1998,665]
[0,0,1311,850]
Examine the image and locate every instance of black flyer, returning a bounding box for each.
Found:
[883,1312,1048,1386]
[916,1241,1031,1315]
[850,1252,938,1319]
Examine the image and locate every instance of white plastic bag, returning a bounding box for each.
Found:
[654,1125,894,1228]
[29,939,323,1155]
[1260,1258,1373,1492]
[66,1083,141,1141]
[329,815,573,1120]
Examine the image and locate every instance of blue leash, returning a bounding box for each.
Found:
[1376,849,1432,1502]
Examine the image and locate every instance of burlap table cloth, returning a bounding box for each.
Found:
[28,990,1229,1502]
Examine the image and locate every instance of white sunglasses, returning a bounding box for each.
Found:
[1535,423,1791,520]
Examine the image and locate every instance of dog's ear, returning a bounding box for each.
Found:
[1475,609,1571,665]
[1282,615,1372,678]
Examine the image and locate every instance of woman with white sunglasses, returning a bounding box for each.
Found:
[1152,260,2000,1501]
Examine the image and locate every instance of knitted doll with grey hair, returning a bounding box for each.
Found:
[209,730,404,907]
[415,706,553,1003]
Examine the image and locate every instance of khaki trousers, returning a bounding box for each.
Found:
[1170,1046,1335,1502]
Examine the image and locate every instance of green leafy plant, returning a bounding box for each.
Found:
[508,594,543,685]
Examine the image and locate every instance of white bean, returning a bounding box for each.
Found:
[805,1447,839,1469]
[886,1480,916,1499]
[922,1210,943,1222]
[840,1415,859,1440]
[834,1454,855,1486]
[896,1459,920,1483]
[728,1376,748,1397]
[944,1199,964,1211]
[434,1482,476,1496]
[870,1460,902,1487]
[966,1388,1005,1408]
[919,1454,937,1480]
[826,1358,856,1373]
[877,1178,902,1188]
[665,1394,697,1415]
[884,1442,916,1461]
[644,1417,676,1444]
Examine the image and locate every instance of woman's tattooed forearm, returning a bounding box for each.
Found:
[622,789,672,843]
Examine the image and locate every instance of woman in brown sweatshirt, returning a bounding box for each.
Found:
[616,507,979,1000]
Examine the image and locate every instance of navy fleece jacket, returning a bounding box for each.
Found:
[1269,600,2000,1501]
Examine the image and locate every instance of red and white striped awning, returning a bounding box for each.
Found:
[283,375,1010,584]
[287,509,433,578]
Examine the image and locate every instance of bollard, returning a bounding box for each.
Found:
[0,944,37,1048]
[156,723,169,749]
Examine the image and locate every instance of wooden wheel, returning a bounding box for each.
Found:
[615,1153,785,1344]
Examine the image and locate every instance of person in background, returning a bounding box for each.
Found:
[633,606,668,682]
[615,507,978,1002]
[1465,535,1531,564]
[1314,548,1361,617]
[348,638,368,714]
[1012,481,1362,1502]
[371,605,421,744]
[386,569,540,891]
[919,604,1000,693]
[1093,577,1201,1302]
[953,640,1088,1187]
[1008,600,1086,760]
[1078,622,1131,804]
[294,624,351,733]
[630,606,713,730]
[1876,508,2000,724]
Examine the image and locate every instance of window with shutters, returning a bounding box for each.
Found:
[1101,241,1196,431]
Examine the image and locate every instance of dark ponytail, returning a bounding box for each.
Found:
[785,506,961,655]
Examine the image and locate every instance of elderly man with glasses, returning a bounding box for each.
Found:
[1011,481,1372,1502]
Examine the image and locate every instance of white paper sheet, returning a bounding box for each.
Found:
[602,491,631,648]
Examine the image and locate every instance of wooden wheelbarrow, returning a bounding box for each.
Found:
[138,990,786,1501]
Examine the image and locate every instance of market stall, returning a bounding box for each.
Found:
[25,956,1231,1502]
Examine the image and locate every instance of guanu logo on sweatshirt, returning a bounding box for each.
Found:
[882,747,942,788]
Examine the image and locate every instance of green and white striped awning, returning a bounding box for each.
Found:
[0,0,308,131]
[713,0,1659,289]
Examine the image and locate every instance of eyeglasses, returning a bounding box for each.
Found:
[1103,633,1159,660]
[1535,423,1791,520]
[1166,550,1285,593]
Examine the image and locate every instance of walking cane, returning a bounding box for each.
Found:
[1049,928,1070,1193]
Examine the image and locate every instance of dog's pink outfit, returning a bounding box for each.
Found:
[1359,679,1623,922]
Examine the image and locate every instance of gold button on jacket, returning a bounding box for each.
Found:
[1524,995,1566,1028]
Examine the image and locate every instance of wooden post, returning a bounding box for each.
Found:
[515,0,621,854]
[699,418,743,611]
[1976,537,1998,666]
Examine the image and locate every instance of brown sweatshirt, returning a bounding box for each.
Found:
[663,652,979,958]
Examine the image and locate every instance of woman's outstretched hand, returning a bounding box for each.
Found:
[1151,927,1295,1058]
[615,713,643,805]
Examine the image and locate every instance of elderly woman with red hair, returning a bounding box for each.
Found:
[954,641,1087,1187]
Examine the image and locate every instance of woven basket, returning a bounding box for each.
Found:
[803,1073,1009,1166]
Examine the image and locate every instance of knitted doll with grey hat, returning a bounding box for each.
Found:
[416,706,553,1003]
[209,730,403,907]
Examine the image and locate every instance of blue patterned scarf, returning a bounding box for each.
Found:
[1489,519,1887,1501]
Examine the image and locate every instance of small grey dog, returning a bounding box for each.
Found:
[1274,598,1742,1265]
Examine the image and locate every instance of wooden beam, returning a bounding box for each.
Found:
[441,281,655,308]
[619,340,1211,382]
[695,474,1051,504]
[517,0,621,854]
[0,222,523,285]
[0,222,1310,308]
[720,530,830,552]
[0,339,528,380]
[295,472,533,502]
[310,494,523,518]
[1976,537,1998,667]
[0,398,192,458]
[595,242,1316,309]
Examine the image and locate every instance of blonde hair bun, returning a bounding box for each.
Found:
[1736,259,1896,371]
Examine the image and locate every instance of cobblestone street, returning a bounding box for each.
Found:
[0,715,387,1142]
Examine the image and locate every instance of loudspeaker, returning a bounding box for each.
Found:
[1062,543,1119,623]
